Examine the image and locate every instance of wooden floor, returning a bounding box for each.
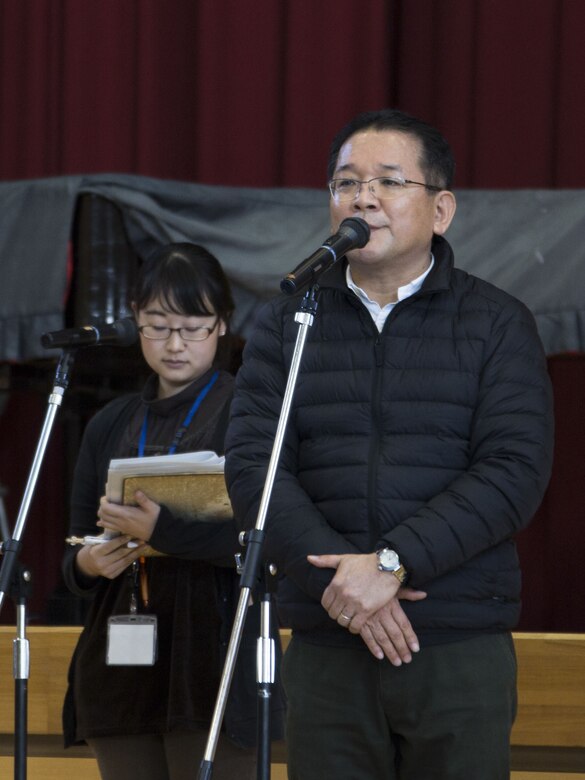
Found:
[512,776,585,780]
[0,757,99,779]
[0,757,583,779]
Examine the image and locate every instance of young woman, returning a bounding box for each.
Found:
[62,243,281,780]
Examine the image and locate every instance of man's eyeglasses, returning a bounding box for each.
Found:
[328,176,442,202]
[138,319,218,342]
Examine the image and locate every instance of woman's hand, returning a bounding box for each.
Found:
[75,535,146,580]
[97,490,161,542]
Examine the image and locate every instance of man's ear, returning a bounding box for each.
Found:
[433,190,456,236]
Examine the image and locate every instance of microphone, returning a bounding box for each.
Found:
[41,317,138,349]
[280,217,370,294]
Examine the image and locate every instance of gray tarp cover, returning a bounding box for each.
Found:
[0,173,583,360]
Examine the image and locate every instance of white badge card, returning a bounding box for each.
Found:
[106,615,158,666]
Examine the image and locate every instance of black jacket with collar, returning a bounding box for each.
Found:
[225,235,554,646]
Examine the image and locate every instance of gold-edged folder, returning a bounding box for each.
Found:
[106,451,232,556]
[122,472,232,522]
[123,472,232,557]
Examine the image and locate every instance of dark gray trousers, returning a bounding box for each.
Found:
[282,632,517,780]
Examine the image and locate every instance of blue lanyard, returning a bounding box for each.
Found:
[137,370,219,457]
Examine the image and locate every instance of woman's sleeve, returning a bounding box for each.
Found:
[147,505,241,564]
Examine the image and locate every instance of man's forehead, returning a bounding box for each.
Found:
[334,129,421,172]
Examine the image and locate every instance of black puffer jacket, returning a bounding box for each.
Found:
[225,236,554,646]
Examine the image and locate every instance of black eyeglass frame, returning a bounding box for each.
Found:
[137,318,219,342]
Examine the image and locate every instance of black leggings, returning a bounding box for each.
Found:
[88,731,256,780]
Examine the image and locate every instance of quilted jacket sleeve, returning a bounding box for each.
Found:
[381,295,554,588]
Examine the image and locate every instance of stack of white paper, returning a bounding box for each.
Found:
[106,450,225,503]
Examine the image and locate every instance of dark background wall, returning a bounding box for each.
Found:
[0,0,583,630]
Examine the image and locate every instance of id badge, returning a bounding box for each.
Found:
[106,615,158,666]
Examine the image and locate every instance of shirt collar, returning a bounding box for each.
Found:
[346,255,435,331]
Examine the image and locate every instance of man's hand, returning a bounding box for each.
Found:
[97,490,160,542]
[308,552,426,664]
[358,598,423,664]
[308,552,400,621]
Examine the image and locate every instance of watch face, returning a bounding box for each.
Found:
[378,548,399,570]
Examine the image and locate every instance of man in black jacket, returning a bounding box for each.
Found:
[225,109,554,779]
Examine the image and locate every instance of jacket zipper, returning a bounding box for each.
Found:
[367,329,385,548]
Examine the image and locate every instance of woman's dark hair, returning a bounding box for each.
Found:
[133,242,234,326]
[133,242,236,369]
[327,108,455,191]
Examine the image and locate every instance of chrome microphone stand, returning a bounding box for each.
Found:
[11,564,32,780]
[255,570,279,778]
[0,349,76,780]
[198,285,321,780]
[0,350,75,614]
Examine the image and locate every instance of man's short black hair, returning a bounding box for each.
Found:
[327,109,455,190]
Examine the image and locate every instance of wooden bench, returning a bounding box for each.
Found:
[0,627,583,779]
[507,632,585,777]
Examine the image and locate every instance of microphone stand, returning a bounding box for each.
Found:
[11,563,32,780]
[0,349,76,780]
[198,285,321,780]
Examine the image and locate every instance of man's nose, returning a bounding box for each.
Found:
[353,181,379,209]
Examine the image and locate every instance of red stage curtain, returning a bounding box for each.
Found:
[516,354,585,632]
[1,0,585,187]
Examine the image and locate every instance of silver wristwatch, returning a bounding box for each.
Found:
[376,548,407,584]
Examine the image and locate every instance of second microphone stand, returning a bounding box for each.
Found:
[198,285,321,780]
[0,350,76,780]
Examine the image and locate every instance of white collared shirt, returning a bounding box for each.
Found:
[346,255,434,333]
